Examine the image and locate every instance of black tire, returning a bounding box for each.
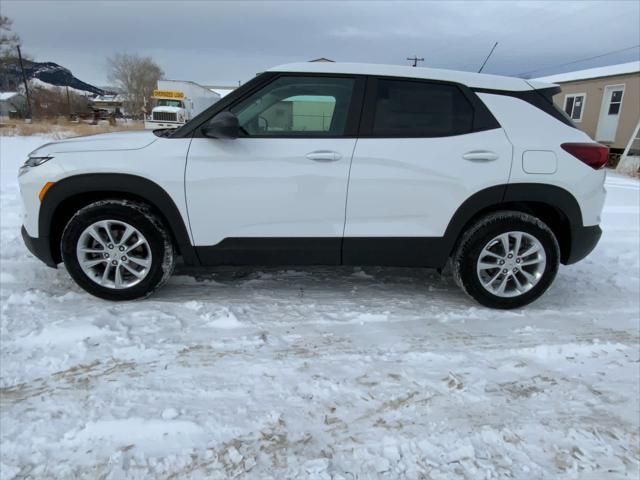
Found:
[452,211,560,309]
[61,200,175,301]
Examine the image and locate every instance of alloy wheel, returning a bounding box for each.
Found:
[76,220,152,289]
[476,231,546,298]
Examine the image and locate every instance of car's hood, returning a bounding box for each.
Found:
[29,131,158,156]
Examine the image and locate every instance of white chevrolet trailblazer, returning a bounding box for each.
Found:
[18,62,607,308]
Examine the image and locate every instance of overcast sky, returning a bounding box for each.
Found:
[3,0,640,87]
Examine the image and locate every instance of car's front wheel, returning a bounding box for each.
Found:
[61,200,175,300]
[452,211,560,309]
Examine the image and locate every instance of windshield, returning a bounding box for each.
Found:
[156,99,183,108]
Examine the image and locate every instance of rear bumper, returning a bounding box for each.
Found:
[565,225,602,265]
[21,226,57,268]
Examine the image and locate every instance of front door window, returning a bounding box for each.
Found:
[229,76,355,136]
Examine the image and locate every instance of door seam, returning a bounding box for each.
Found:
[182,133,200,262]
[340,138,359,265]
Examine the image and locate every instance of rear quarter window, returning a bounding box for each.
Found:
[471,85,577,129]
[553,101,578,126]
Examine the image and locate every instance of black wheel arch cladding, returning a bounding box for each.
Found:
[442,182,584,265]
[39,173,198,266]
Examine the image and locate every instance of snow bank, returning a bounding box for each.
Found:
[617,155,639,176]
[1,135,638,479]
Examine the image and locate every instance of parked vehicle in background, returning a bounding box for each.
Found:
[18,62,608,308]
[144,80,220,129]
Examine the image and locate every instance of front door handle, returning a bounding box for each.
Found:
[306,151,342,162]
[462,151,499,161]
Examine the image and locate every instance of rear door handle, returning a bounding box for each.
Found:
[462,151,499,161]
[306,150,342,162]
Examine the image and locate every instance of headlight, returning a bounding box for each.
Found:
[18,156,53,176]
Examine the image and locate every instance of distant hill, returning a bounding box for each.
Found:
[0,59,107,95]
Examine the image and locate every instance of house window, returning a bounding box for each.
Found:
[564,93,586,122]
[608,90,623,115]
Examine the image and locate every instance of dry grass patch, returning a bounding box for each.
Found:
[0,119,144,139]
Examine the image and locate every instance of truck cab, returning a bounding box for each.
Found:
[144,81,220,130]
[145,91,188,129]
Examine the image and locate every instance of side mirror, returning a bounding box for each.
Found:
[201,111,240,139]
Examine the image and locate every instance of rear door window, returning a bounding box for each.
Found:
[371,79,474,137]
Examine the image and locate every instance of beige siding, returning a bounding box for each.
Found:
[552,72,640,150]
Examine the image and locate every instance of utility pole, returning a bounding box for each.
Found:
[478,42,499,73]
[66,86,71,118]
[16,45,32,121]
[406,55,424,67]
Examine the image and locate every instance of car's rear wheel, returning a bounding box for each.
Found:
[61,200,175,300]
[452,211,560,309]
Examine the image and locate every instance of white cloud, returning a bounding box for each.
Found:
[3,0,639,85]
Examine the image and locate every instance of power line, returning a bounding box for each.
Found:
[515,45,640,77]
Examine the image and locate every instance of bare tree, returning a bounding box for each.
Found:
[29,83,91,118]
[0,15,25,90]
[0,15,20,59]
[107,53,163,118]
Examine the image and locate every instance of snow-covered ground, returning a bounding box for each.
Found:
[1,135,638,479]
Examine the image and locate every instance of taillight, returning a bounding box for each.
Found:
[561,142,609,170]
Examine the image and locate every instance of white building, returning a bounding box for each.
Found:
[0,92,27,119]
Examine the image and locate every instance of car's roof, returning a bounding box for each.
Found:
[267,62,554,92]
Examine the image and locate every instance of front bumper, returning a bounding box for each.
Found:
[144,120,184,130]
[565,225,602,265]
[21,226,57,268]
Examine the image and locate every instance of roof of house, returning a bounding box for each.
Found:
[209,88,234,98]
[92,94,126,103]
[0,92,23,101]
[267,62,551,91]
[533,61,640,84]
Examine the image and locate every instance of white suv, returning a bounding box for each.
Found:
[18,62,607,308]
